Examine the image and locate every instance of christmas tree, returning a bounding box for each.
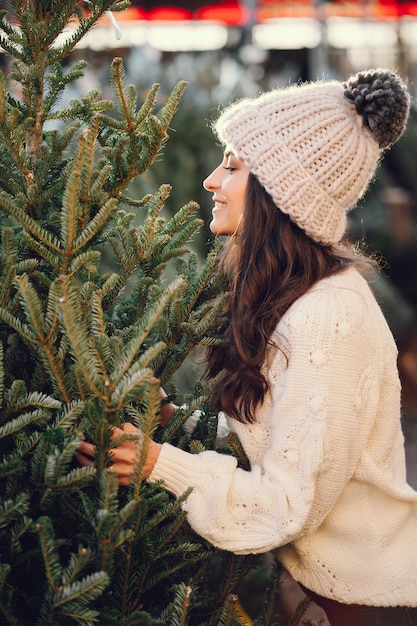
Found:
[0,1,279,624]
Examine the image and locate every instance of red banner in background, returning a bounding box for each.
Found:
[122,1,417,22]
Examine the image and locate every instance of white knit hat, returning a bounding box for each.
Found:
[214,69,410,245]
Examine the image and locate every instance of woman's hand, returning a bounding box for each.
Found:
[157,386,178,427]
[76,422,162,485]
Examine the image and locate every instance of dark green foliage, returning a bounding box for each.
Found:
[0,2,259,624]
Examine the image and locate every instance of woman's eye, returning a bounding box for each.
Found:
[223,167,237,172]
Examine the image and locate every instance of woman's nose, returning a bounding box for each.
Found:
[203,166,220,191]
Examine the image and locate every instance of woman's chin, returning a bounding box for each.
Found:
[210,219,230,236]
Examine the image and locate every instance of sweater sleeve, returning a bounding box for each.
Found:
[148,274,381,554]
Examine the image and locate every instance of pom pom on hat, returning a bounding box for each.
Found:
[213,69,410,245]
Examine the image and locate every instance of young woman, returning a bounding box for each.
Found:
[78,69,417,625]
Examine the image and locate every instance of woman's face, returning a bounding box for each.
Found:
[203,152,250,236]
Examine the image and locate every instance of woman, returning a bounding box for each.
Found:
[78,69,417,625]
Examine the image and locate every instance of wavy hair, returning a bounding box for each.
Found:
[205,173,376,423]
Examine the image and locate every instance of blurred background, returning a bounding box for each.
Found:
[1,0,417,445]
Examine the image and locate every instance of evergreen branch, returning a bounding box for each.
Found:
[125,185,171,259]
[61,131,88,253]
[139,547,212,596]
[161,200,201,235]
[110,57,138,130]
[154,81,188,133]
[183,241,222,312]
[0,408,50,438]
[114,61,159,130]
[57,277,105,397]
[44,277,62,340]
[45,0,118,66]
[54,465,97,493]
[159,398,207,444]
[9,391,61,412]
[253,561,282,626]
[95,472,121,572]
[43,2,86,54]
[54,400,85,431]
[20,231,62,270]
[0,562,21,626]
[0,434,38,482]
[107,228,140,268]
[138,489,191,539]
[99,272,122,301]
[35,516,65,593]
[72,197,119,252]
[94,338,117,382]
[67,250,101,277]
[0,342,3,407]
[3,379,27,408]
[215,594,246,626]
[14,273,46,339]
[89,163,113,201]
[0,32,24,62]
[90,289,106,337]
[51,571,110,613]
[150,539,206,569]
[166,583,192,626]
[44,438,91,487]
[13,275,71,401]
[107,497,142,545]
[44,60,88,118]
[150,222,202,267]
[74,114,101,203]
[111,366,155,411]
[213,556,257,621]
[111,276,184,388]
[181,301,224,341]
[60,547,92,587]
[10,511,33,550]
[50,92,113,123]
[0,191,57,250]
[45,119,81,160]
[39,342,72,404]
[226,432,251,471]
[0,493,29,531]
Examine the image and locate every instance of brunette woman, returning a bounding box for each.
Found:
[78,69,417,625]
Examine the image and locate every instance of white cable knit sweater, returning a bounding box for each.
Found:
[148,267,417,607]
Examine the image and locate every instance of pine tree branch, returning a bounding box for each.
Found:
[51,571,110,624]
[34,515,62,592]
[0,342,4,408]
[11,275,72,402]
[110,276,184,392]
[166,583,192,626]
[57,276,107,400]
[0,493,29,533]
[0,561,21,626]
[0,191,60,250]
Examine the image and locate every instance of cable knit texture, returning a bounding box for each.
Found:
[148,268,417,606]
[213,69,410,245]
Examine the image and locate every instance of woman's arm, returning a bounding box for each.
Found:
[146,278,378,553]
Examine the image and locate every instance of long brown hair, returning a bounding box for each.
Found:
[205,173,375,423]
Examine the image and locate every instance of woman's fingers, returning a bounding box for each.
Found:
[76,423,142,485]
[110,422,141,446]
[75,450,95,467]
[77,440,95,458]
[122,422,140,434]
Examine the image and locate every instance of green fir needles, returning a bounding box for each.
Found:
[0,2,264,625]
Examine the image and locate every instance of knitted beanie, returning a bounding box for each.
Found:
[213,69,410,245]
